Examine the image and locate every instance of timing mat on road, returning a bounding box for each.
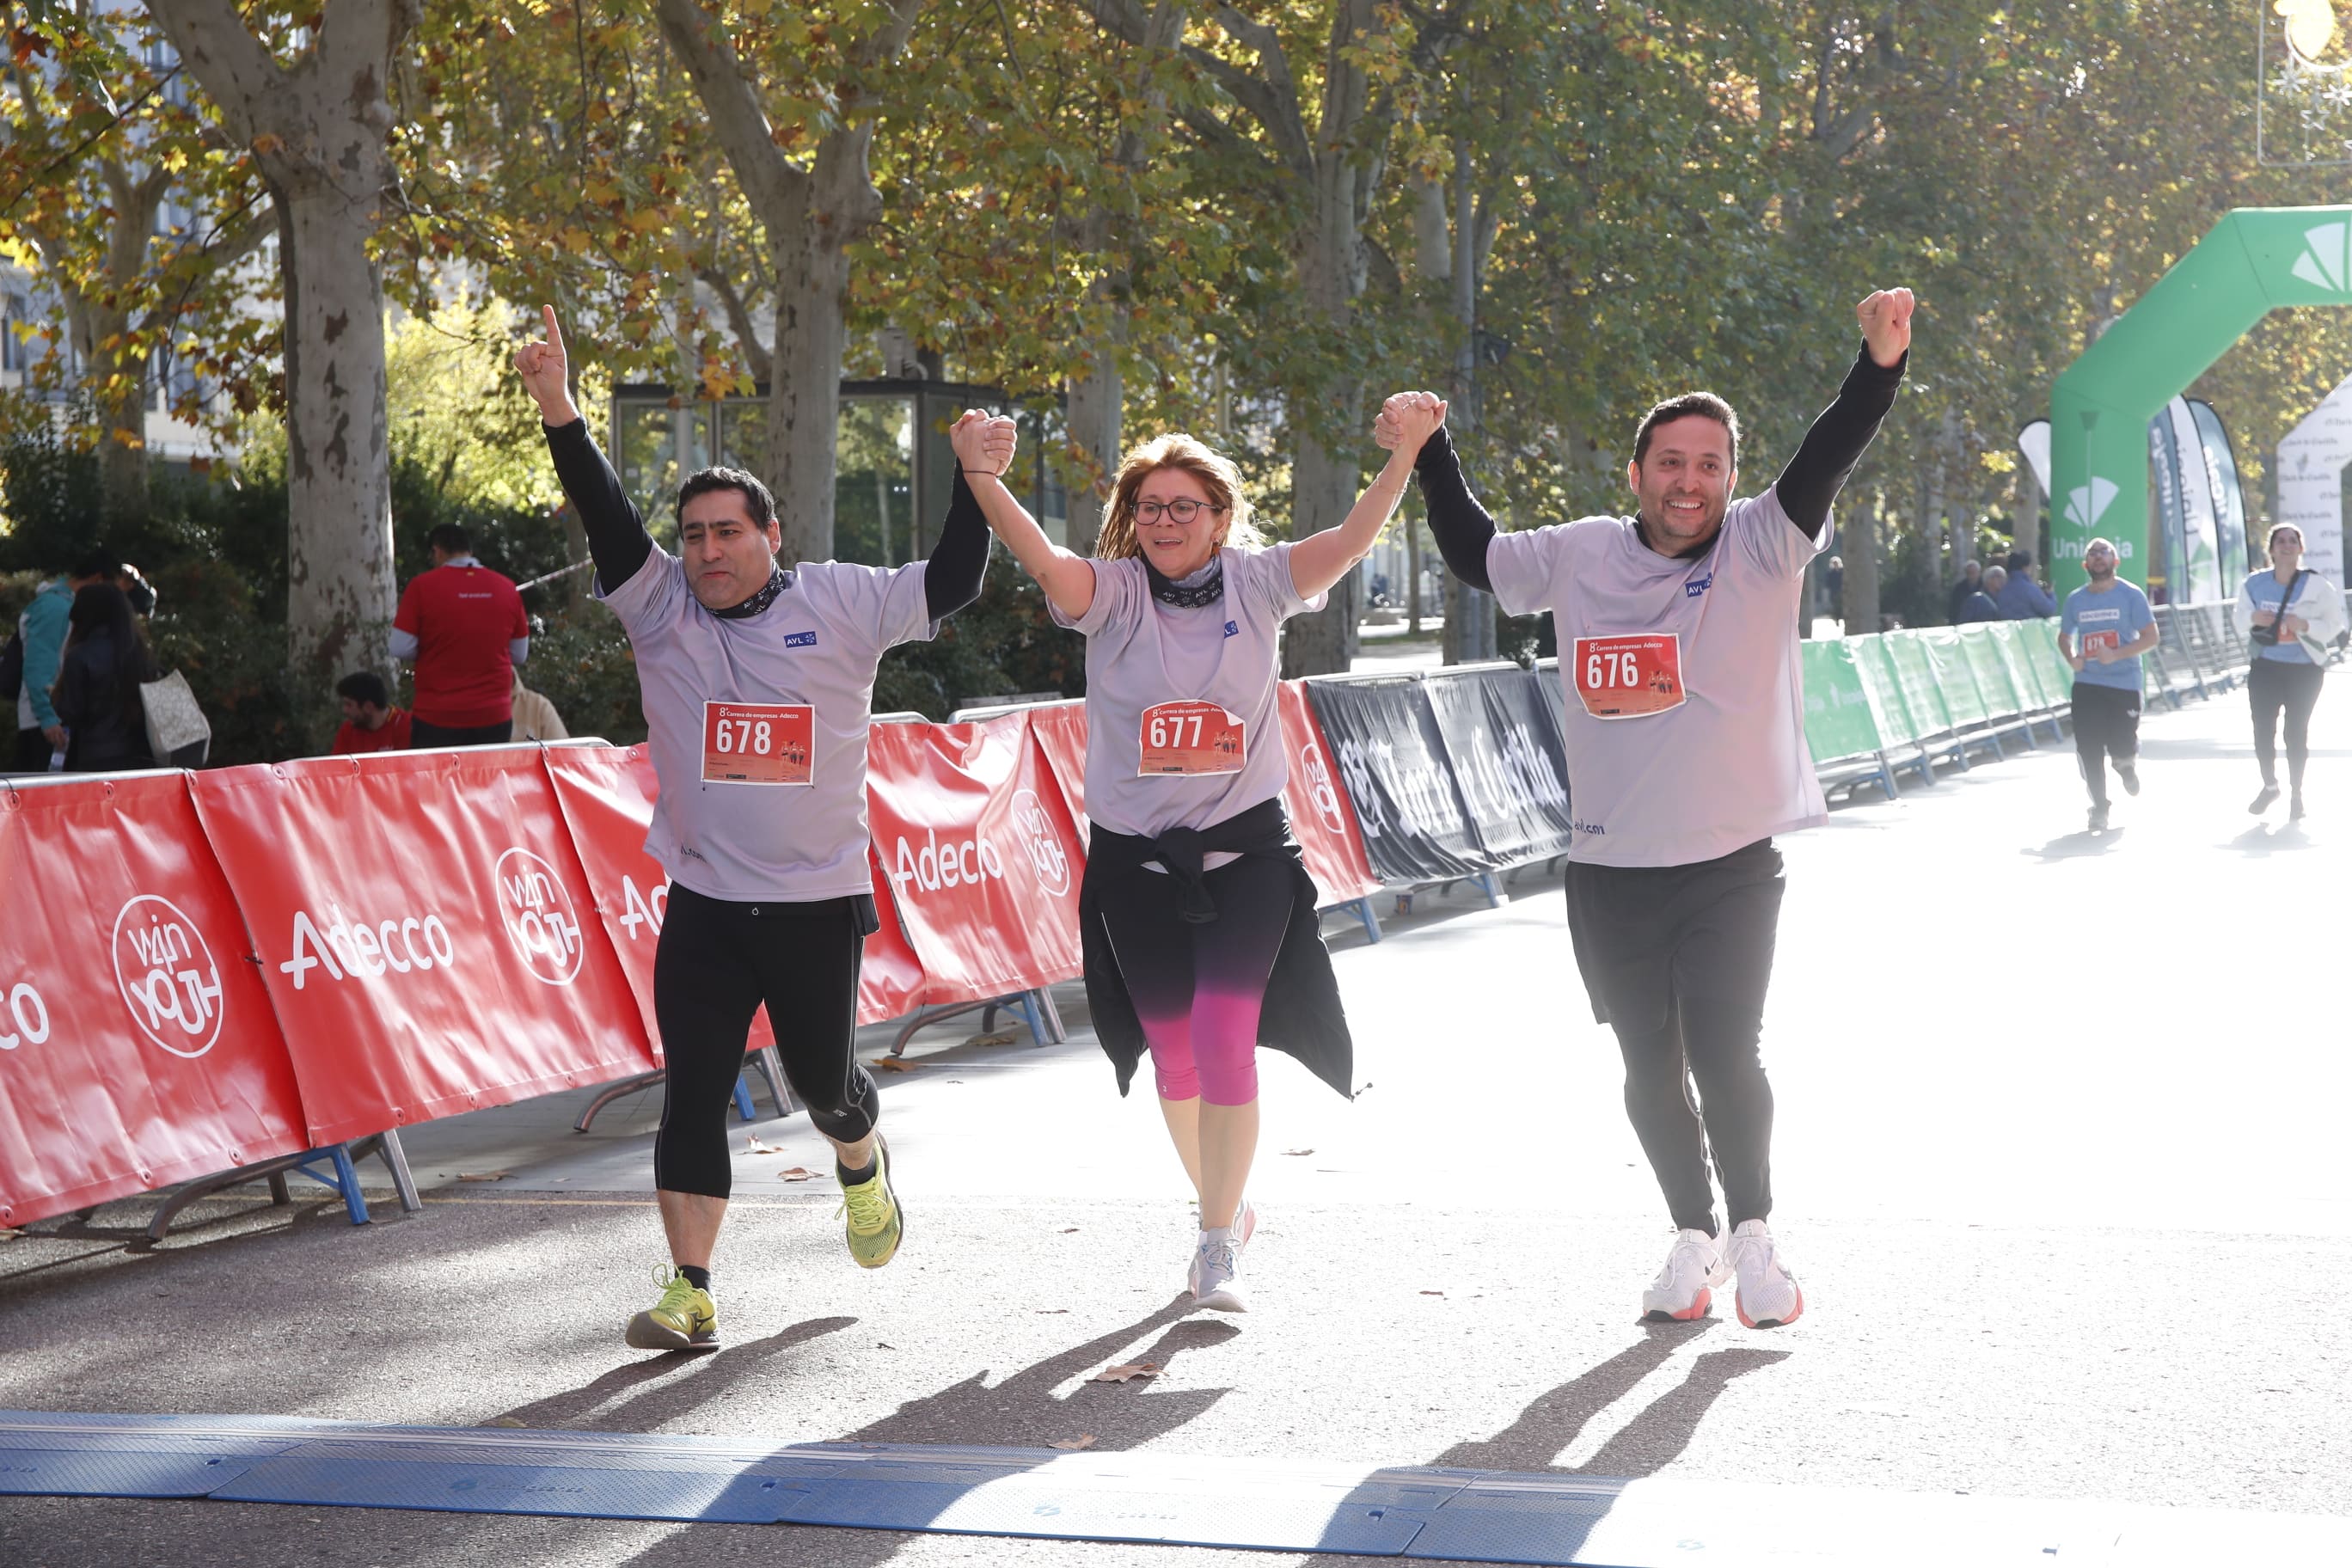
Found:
[0,1410,2339,1565]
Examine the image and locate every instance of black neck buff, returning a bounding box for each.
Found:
[714,567,790,620]
[1144,554,1224,608]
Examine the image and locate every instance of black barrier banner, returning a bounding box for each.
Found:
[1424,668,1576,866]
[1303,677,1495,884]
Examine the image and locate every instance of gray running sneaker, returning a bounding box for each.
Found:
[1188,1234,1248,1313]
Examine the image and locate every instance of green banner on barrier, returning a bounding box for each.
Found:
[1919,627,1993,726]
[1799,640,1886,763]
[1957,623,2024,715]
[1883,631,1956,734]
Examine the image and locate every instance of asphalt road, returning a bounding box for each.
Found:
[4,670,2347,1566]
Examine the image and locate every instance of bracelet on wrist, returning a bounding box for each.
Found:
[959,466,1007,478]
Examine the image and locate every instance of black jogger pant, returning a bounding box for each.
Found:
[2069,681,2142,807]
[650,884,880,1198]
[1564,838,1784,1236]
[2247,658,2325,793]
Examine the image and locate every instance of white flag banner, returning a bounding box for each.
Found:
[2276,374,2352,583]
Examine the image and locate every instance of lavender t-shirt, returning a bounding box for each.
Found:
[1053,544,1326,840]
[600,548,934,902]
[1488,488,1826,868]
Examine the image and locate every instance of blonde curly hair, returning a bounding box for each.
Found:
[1092,432,1266,561]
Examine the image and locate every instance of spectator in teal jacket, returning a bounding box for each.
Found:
[13,551,119,773]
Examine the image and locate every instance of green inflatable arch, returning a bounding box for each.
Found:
[2051,204,2352,600]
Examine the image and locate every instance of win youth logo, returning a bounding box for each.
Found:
[495,848,586,985]
[2292,220,2352,296]
[2063,476,2118,530]
[1008,788,1071,897]
[112,895,225,1059]
[1295,738,1351,838]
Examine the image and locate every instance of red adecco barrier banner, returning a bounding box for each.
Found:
[1277,681,1382,906]
[865,714,1085,1007]
[189,749,657,1146]
[1026,703,1089,848]
[540,744,925,1030]
[0,775,309,1227]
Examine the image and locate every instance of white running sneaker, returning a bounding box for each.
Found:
[1640,1228,1731,1321]
[1725,1218,1804,1328]
[1188,1230,1249,1313]
[1232,1197,1257,1251]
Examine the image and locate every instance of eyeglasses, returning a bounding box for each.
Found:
[1134,499,1225,524]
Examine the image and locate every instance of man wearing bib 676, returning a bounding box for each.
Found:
[1381,288,1913,1328]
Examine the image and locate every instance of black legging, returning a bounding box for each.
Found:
[650,884,879,1198]
[1564,841,1783,1235]
[2248,658,2325,793]
[1098,853,1295,1106]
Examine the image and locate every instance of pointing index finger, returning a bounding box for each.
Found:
[542,303,563,351]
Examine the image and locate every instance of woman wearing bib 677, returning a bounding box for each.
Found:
[953,407,1441,1311]
[1381,289,1913,1328]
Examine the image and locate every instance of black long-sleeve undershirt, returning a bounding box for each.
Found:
[1411,343,1908,587]
[541,418,988,622]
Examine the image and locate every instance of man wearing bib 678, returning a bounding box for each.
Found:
[1381,289,1913,1328]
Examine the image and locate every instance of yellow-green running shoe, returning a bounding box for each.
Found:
[625,1265,718,1352]
[837,1137,903,1269]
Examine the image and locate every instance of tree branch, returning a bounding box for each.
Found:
[143,0,288,149]
[651,0,808,220]
[698,264,773,384]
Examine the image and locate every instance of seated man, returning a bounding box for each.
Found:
[332,671,413,754]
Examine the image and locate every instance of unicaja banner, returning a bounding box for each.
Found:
[863,714,1086,1008]
[0,775,309,1228]
[189,749,656,1146]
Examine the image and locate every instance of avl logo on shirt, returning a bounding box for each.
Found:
[783,630,818,648]
[1683,573,1712,598]
[1223,621,1240,638]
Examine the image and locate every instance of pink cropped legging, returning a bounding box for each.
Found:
[1100,853,1295,1106]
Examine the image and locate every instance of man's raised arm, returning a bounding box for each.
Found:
[1773,289,1914,540]
[1378,392,1496,594]
[516,305,656,593]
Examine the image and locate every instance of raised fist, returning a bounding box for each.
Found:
[1373,389,1448,452]
[1857,289,1914,368]
[514,303,576,421]
[950,409,1017,478]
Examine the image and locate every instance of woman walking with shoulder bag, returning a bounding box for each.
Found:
[2235,524,2344,821]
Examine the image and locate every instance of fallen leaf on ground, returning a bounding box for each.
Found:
[1037,1308,1069,1314]
[965,1031,1018,1047]
[1420,1290,1444,1296]
[0,1228,20,1241]
[744,1135,783,1155]
[778,1167,818,1182]
[1090,1362,1161,1384]
[1281,1148,1314,1157]
[1048,1434,1097,1450]
[456,1171,511,1182]
[873,1057,917,1073]
[1060,1227,1080,1234]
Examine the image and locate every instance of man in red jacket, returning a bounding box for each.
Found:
[391,524,530,747]
[330,671,413,754]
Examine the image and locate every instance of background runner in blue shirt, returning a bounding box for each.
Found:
[2057,537,2158,832]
